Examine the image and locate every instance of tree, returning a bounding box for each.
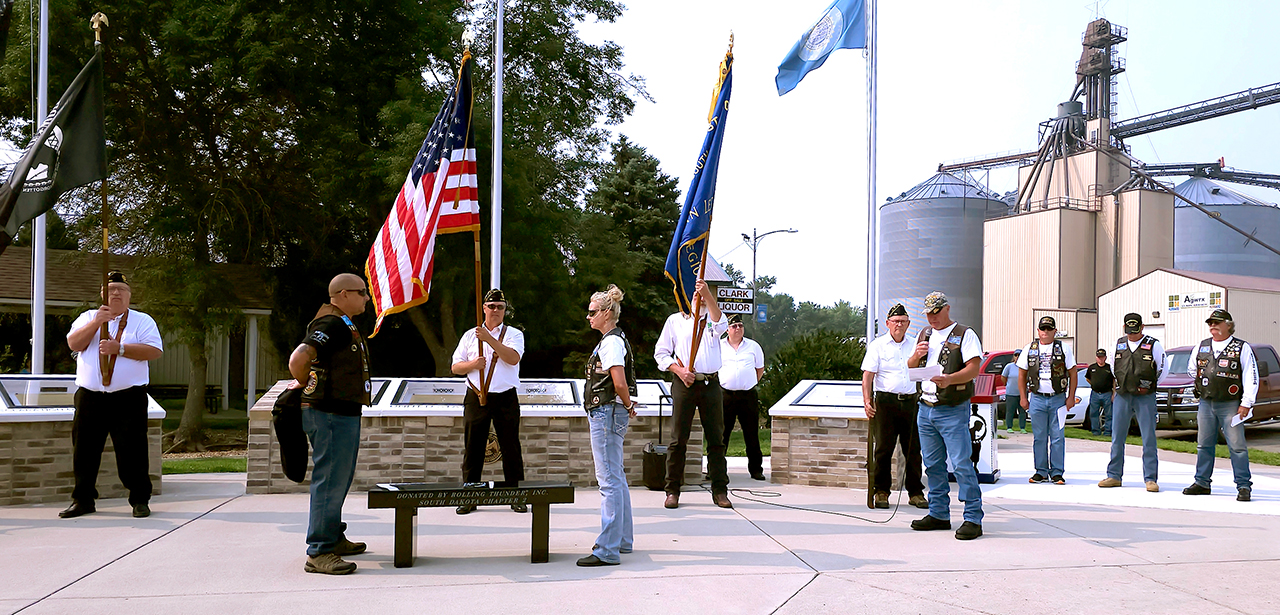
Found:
[756,329,866,413]
[565,136,679,377]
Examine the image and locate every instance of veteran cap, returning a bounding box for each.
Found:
[484,288,506,304]
[1206,309,1233,324]
[106,271,129,286]
[921,291,949,315]
[1096,348,1107,357]
[886,303,908,319]
[1038,316,1056,330]
[728,313,743,325]
[1123,312,1143,334]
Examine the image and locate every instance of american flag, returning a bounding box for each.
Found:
[366,55,479,336]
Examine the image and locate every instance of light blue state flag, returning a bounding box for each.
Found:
[664,51,733,316]
[775,0,867,96]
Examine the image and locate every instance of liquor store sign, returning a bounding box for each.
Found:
[716,286,754,315]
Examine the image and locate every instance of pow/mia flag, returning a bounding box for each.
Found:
[0,48,106,255]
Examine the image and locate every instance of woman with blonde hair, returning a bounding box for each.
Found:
[577,284,638,566]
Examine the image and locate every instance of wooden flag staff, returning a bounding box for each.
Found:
[90,12,125,387]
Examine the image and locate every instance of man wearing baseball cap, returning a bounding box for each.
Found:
[1099,312,1165,492]
[908,291,985,540]
[1084,348,1115,437]
[1015,316,1076,485]
[1182,309,1257,501]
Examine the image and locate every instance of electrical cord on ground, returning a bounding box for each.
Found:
[685,460,916,524]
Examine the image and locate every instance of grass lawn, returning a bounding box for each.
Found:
[725,428,771,457]
[1064,427,1280,466]
[162,456,247,474]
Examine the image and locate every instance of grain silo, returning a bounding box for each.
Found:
[878,172,1008,337]
[1174,177,1280,280]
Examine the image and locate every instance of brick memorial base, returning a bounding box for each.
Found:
[247,381,704,494]
[770,415,911,491]
[0,418,163,506]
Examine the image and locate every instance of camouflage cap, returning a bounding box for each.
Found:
[921,291,949,315]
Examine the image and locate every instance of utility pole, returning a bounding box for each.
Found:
[740,227,798,324]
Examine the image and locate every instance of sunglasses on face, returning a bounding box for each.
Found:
[343,288,368,297]
[485,303,506,310]
[1039,326,1055,331]
[586,308,601,316]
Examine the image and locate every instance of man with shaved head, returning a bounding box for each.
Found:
[288,272,372,575]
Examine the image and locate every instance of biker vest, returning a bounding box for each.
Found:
[1025,339,1069,395]
[585,327,637,411]
[1114,335,1157,395]
[1194,337,1247,401]
[916,324,974,406]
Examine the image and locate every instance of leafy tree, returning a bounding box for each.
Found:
[756,329,866,413]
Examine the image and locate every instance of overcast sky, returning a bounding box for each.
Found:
[579,0,1280,306]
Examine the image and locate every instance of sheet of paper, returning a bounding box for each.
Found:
[1231,408,1254,427]
[1057,406,1068,430]
[908,364,943,382]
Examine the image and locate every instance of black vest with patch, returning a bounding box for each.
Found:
[1194,337,1247,401]
[1114,335,1158,395]
[1026,339,1069,395]
[585,327,637,411]
[916,324,974,406]
[301,313,371,407]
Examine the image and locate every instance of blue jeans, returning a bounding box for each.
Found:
[1004,395,1025,431]
[588,403,633,563]
[1193,399,1252,490]
[302,406,361,557]
[1087,391,1112,436]
[1107,393,1159,483]
[1028,392,1066,477]
[918,401,983,524]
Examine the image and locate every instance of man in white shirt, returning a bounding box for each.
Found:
[908,291,985,540]
[1016,316,1077,485]
[860,303,927,509]
[1099,312,1166,492]
[451,288,527,514]
[1182,309,1257,501]
[719,314,766,481]
[60,271,164,519]
[655,280,731,509]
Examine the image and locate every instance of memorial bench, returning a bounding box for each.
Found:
[367,481,575,567]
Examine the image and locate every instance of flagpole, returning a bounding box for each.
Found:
[489,0,503,290]
[91,15,115,385]
[30,0,49,374]
[864,0,878,344]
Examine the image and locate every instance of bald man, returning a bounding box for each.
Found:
[288,273,372,575]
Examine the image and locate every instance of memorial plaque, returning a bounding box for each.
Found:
[793,382,865,408]
[0,376,78,410]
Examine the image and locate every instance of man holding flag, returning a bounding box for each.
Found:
[657,42,733,510]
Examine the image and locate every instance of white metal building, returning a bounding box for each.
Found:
[1097,268,1280,352]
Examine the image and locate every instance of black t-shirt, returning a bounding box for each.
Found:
[1085,362,1115,392]
[301,315,360,416]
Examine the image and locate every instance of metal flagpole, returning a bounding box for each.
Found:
[489,0,503,290]
[864,0,877,344]
[30,0,49,374]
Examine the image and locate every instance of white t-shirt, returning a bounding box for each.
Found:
[920,322,983,404]
[594,334,628,404]
[72,309,163,392]
[718,337,765,391]
[1016,341,1076,395]
[861,333,916,395]
[452,324,525,393]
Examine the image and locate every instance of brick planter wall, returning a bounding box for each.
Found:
[770,416,909,491]
[0,418,163,506]
[247,381,704,494]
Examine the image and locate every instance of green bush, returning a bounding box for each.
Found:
[757,329,865,412]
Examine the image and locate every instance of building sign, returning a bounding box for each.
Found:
[720,301,754,315]
[1167,291,1223,312]
[716,286,754,301]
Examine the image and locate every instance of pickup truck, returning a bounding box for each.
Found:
[1155,343,1280,429]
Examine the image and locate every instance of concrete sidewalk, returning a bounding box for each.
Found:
[5,439,1279,615]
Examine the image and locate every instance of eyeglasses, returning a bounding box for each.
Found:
[343,288,368,297]
[484,303,506,310]
[887,318,910,325]
[729,323,744,328]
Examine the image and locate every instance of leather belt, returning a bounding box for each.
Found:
[1031,390,1059,397]
[692,373,718,382]
[875,392,918,401]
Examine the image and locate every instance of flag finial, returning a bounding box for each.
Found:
[90,13,109,44]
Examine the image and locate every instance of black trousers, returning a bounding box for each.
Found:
[722,388,763,476]
[71,386,152,505]
[666,377,727,494]
[871,392,925,496]
[461,388,524,484]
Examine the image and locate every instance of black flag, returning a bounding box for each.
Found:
[0,48,106,255]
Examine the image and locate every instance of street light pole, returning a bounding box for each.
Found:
[741,227,798,325]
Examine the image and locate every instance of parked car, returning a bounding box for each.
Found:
[1155,344,1280,430]
[991,355,1092,427]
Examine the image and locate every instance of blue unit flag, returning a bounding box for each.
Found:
[664,49,733,316]
[776,0,867,96]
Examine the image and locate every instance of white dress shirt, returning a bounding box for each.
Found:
[654,312,728,375]
[920,322,983,404]
[861,333,916,395]
[1016,341,1076,394]
[1188,336,1259,408]
[72,309,163,393]
[452,324,525,393]
[718,336,765,391]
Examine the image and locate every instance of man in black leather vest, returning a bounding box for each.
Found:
[1099,312,1165,493]
[908,292,985,541]
[1182,309,1257,501]
[288,273,372,575]
[1016,316,1076,485]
